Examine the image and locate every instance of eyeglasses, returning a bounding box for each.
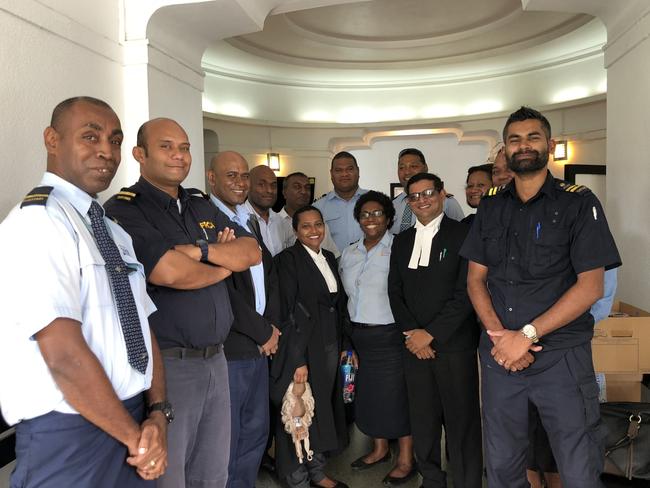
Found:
[407,188,438,202]
[359,209,385,219]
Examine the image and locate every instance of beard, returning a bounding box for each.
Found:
[506,149,548,174]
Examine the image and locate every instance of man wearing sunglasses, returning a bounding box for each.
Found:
[388,172,482,488]
[390,148,464,235]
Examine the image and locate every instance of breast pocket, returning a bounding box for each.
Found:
[529,228,570,278]
[481,228,504,266]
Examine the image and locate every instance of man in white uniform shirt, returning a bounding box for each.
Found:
[0,97,167,488]
[245,164,284,256]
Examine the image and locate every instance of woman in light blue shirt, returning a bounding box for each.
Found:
[339,191,415,485]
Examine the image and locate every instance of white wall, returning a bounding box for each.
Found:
[604,12,650,309]
[351,136,487,215]
[0,1,124,217]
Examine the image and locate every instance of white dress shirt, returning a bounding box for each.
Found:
[244,200,284,257]
[0,173,156,425]
[408,213,444,269]
[302,244,338,293]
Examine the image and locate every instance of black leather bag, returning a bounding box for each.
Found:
[601,402,650,480]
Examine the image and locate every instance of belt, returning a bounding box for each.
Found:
[161,345,222,359]
[351,322,393,328]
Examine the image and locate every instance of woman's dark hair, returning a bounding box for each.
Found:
[292,205,323,231]
[353,190,395,229]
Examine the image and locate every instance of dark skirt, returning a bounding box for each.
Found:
[351,324,411,439]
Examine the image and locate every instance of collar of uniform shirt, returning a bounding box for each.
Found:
[408,212,444,269]
[210,194,250,228]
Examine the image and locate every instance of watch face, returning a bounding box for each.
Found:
[164,405,174,423]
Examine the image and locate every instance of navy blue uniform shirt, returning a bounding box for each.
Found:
[104,177,250,350]
[460,171,621,354]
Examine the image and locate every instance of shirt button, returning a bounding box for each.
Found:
[519,207,524,211]
[554,211,559,216]
[329,307,335,312]
[514,232,519,237]
[508,307,513,312]
[510,256,515,261]
[508,280,514,285]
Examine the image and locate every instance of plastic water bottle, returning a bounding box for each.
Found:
[341,350,356,404]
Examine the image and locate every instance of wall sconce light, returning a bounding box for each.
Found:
[267,153,280,171]
[554,140,568,161]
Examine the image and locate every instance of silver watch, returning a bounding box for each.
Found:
[520,324,539,343]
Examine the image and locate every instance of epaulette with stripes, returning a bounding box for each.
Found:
[187,188,209,199]
[115,188,139,202]
[485,185,506,197]
[20,186,53,208]
[556,181,591,195]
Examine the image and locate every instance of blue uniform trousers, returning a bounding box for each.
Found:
[481,342,605,488]
[226,356,269,488]
[11,394,153,488]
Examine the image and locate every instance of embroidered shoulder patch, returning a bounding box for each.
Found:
[20,186,53,208]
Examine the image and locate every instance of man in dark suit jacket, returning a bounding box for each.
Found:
[207,151,282,488]
[388,172,482,488]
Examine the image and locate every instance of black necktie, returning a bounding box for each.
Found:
[88,201,148,374]
[247,214,263,244]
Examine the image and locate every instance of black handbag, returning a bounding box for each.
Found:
[601,402,650,480]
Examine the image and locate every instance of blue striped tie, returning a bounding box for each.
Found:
[399,202,413,233]
[88,201,148,374]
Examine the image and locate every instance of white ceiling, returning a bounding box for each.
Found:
[201,0,607,124]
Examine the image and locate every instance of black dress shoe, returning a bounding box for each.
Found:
[309,481,349,488]
[382,466,417,486]
[350,451,391,470]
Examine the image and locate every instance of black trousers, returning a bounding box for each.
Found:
[481,343,605,488]
[404,349,483,488]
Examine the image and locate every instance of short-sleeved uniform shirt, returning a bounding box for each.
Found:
[0,173,155,425]
[313,188,367,251]
[104,177,250,350]
[460,172,621,368]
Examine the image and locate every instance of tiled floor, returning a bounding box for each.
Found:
[256,425,480,488]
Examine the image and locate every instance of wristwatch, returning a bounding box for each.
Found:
[195,239,209,263]
[520,324,539,343]
[148,401,174,424]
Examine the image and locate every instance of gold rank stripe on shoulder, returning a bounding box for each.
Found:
[115,189,138,202]
[564,184,586,193]
[20,186,54,208]
[486,185,505,197]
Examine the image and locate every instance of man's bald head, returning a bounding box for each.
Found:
[136,118,186,156]
[50,96,115,131]
[248,164,278,213]
[207,151,250,210]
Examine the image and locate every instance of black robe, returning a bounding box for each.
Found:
[270,242,350,478]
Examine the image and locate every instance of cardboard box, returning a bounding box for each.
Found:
[603,374,645,402]
[592,301,650,374]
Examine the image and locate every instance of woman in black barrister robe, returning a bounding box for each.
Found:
[270,206,350,488]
